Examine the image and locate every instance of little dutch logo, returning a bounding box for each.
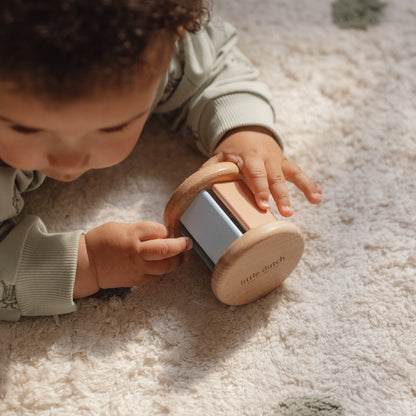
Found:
[240,257,286,286]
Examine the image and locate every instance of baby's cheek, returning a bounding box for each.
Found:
[101,132,142,167]
[0,143,35,169]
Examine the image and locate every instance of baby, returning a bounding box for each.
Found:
[0,0,322,321]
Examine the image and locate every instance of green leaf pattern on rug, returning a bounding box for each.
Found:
[332,0,386,29]
[273,396,344,416]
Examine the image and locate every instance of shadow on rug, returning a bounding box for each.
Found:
[273,396,344,416]
[332,0,386,29]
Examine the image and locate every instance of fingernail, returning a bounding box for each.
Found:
[259,199,269,209]
[312,192,322,200]
[185,237,193,251]
[281,205,294,215]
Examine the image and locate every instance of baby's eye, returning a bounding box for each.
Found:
[10,124,40,134]
[100,123,129,133]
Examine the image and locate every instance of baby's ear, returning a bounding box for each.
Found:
[175,26,186,40]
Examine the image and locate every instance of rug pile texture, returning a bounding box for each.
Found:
[0,0,415,415]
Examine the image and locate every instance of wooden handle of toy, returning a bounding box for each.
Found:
[164,162,241,236]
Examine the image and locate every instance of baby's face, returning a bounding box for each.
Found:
[0,57,167,182]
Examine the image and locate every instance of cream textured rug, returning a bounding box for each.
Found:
[1,1,415,415]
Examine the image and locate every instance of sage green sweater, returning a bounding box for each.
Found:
[0,19,282,321]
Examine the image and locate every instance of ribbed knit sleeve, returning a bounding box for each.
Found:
[153,19,283,156]
[15,217,82,318]
[0,164,83,321]
[194,93,283,156]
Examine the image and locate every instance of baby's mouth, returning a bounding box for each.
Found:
[43,169,86,182]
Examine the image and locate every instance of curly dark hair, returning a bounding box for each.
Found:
[0,0,210,100]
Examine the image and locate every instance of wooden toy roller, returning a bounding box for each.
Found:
[164,162,304,306]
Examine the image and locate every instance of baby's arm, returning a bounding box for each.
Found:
[155,20,321,212]
[204,128,322,216]
[0,165,191,320]
[0,165,84,321]
[74,221,192,298]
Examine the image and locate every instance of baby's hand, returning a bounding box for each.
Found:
[204,128,322,216]
[74,221,192,298]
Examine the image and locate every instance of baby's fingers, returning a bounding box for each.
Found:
[201,152,225,168]
[141,237,193,262]
[266,162,294,217]
[239,158,271,210]
[282,159,322,204]
[143,256,183,276]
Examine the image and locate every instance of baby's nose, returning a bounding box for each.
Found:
[47,152,91,170]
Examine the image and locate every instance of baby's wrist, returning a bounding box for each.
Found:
[215,126,284,157]
[223,126,276,140]
[73,234,99,298]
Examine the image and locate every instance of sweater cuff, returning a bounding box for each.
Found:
[15,219,83,317]
[197,93,284,156]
